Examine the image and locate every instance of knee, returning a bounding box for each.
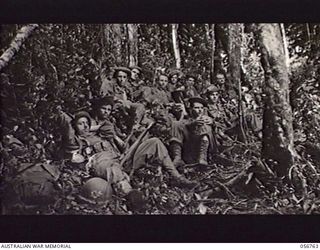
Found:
[146,137,162,146]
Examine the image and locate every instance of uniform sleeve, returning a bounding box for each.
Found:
[55,110,75,143]
[55,110,83,156]
[98,121,116,140]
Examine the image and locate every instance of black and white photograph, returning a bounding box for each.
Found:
[1,23,320,216]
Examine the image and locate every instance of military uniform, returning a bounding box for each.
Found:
[100,76,145,134]
[148,86,171,106]
[207,103,225,121]
[170,117,216,165]
[170,96,218,166]
[64,111,196,194]
[185,85,199,99]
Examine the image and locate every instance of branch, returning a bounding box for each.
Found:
[0,24,39,72]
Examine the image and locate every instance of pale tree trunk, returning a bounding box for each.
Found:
[0,24,38,72]
[127,24,138,67]
[210,24,215,85]
[256,23,296,177]
[280,23,290,70]
[306,23,311,46]
[227,23,247,143]
[204,24,211,42]
[171,24,181,69]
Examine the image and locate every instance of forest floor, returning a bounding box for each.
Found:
[12,140,319,215]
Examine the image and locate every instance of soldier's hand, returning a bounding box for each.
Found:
[202,115,213,125]
[195,118,205,125]
[175,103,187,115]
[195,116,213,125]
[118,99,131,109]
[176,86,186,91]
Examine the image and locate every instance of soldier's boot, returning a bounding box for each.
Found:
[198,136,209,166]
[172,175,198,189]
[163,157,197,189]
[170,142,185,168]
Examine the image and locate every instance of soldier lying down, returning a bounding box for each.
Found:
[60,96,197,209]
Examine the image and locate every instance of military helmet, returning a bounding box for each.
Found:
[72,111,92,128]
[168,69,183,79]
[78,177,113,204]
[188,96,208,107]
[113,66,131,77]
[205,85,220,96]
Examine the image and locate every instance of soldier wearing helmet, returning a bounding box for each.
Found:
[63,103,197,203]
[169,96,216,167]
[168,69,185,93]
[99,66,145,135]
[96,97,195,186]
[184,74,199,99]
[205,85,224,121]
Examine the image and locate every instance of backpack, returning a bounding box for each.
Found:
[2,162,61,214]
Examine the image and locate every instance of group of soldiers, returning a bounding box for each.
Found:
[54,64,262,211]
[1,64,262,213]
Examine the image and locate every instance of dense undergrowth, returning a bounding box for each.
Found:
[1,24,320,215]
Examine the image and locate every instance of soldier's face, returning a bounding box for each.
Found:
[98,104,112,120]
[186,77,195,87]
[170,74,178,84]
[131,69,140,80]
[159,75,168,88]
[216,74,225,85]
[117,71,128,86]
[208,92,219,103]
[75,117,90,136]
[191,102,204,118]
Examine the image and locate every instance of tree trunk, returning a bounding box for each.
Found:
[171,24,181,69]
[214,24,227,74]
[104,24,124,66]
[0,24,38,72]
[226,23,242,91]
[256,23,296,177]
[226,23,247,143]
[127,24,138,67]
[306,23,311,46]
[210,24,215,85]
[113,24,123,65]
[280,23,290,70]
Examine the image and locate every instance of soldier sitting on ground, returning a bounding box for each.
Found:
[148,74,171,106]
[184,74,199,99]
[167,69,184,93]
[169,96,216,168]
[99,66,145,135]
[129,66,153,103]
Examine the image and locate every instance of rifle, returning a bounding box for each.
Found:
[119,122,155,176]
